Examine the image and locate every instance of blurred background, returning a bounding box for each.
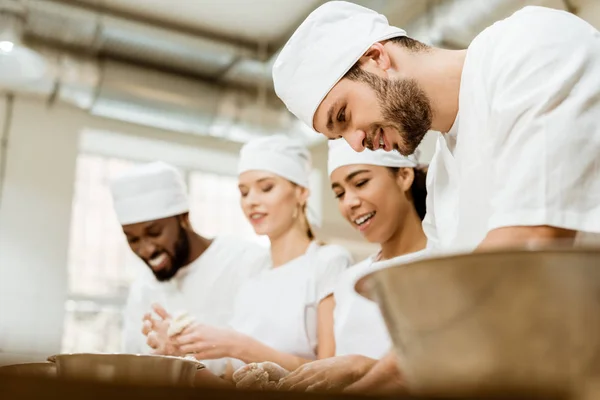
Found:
[0,0,597,365]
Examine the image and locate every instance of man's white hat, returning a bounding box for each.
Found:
[110,161,189,225]
[273,1,406,129]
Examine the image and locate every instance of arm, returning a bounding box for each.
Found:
[176,325,311,372]
[479,9,600,249]
[477,226,576,252]
[316,295,336,359]
[233,334,312,372]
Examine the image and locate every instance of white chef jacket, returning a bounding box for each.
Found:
[121,235,269,372]
[227,241,353,369]
[424,6,600,252]
[333,249,428,359]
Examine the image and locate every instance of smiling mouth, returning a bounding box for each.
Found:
[249,212,267,221]
[148,252,168,270]
[354,211,375,226]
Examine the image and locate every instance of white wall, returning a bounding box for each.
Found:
[577,0,600,29]
[0,97,83,365]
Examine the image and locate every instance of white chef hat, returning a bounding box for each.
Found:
[328,139,419,177]
[238,134,321,227]
[110,161,189,225]
[273,1,406,129]
[238,134,312,189]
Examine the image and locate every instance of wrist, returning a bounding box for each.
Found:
[228,331,250,360]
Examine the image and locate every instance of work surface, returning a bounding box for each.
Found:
[0,375,566,400]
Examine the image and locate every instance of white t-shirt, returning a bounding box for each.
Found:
[333,249,428,359]
[424,6,600,252]
[121,236,270,362]
[227,242,353,368]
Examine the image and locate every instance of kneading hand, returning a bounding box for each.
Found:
[276,355,377,393]
[233,362,290,390]
[175,323,244,360]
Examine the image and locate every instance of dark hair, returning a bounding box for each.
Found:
[344,36,430,80]
[387,36,430,52]
[387,167,428,221]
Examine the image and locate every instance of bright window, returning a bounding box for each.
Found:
[61,153,266,353]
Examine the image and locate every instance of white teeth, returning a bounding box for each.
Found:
[251,213,265,220]
[149,253,167,267]
[379,135,385,147]
[354,212,375,225]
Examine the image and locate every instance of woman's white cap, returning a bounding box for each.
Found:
[328,139,419,176]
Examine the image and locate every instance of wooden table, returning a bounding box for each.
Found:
[0,375,566,400]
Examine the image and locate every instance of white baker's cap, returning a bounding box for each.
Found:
[328,138,419,176]
[110,161,189,225]
[238,134,322,227]
[238,134,312,189]
[273,1,406,129]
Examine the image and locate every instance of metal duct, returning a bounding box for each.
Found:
[16,45,315,144]
[407,0,568,48]
[24,0,259,81]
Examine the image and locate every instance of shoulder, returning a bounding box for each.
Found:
[209,235,270,273]
[313,243,354,267]
[473,6,598,68]
[211,235,269,258]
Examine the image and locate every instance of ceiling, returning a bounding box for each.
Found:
[71,0,326,51]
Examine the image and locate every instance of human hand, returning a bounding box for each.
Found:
[276,355,376,393]
[233,362,289,390]
[176,323,244,360]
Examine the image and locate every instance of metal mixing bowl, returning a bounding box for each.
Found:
[357,247,600,399]
[0,362,57,378]
[47,353,205,387]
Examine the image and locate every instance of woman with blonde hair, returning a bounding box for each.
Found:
[145,135,353,382]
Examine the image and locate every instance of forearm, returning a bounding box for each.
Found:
[234,335,309,372]
[477,225,576,252]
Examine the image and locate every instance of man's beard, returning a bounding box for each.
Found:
[151,226,190,282]
[350,69,432,156]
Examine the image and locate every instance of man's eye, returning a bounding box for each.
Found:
[337,107,346,122]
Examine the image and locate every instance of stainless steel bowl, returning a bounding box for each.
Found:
[358,247,600,399]
[47,353,204,387]
[0,362,57,378]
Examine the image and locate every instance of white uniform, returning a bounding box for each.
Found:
[122,236,269,373]
[227,242,352,369]
[333,249,428,359]
[424,6,600,252]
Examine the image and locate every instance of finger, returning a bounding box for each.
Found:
[259,362,289,382]
[232,363,259,383]
[141,320,153,336]
[175,331,199,346]
[306,379,336,393]
[142,312,152,322]
[180,343,218,359]
[277,368,311,390]
[146,332,159,349]
[151,303,171,320]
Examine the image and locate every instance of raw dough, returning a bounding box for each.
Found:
[167,311,196,337]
